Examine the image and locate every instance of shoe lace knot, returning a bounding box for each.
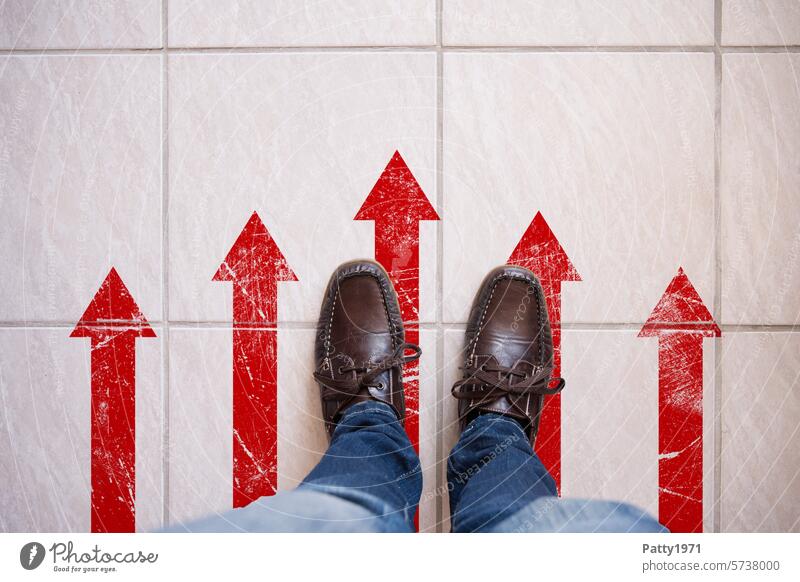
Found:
[451,358,565,402]
[314,342,421,400]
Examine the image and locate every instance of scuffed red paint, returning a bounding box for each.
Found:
[508,211,580,493]
[213,212,297,323]
[71,268,155,533]
[639,267,720,337]
[640,267,720,533]
[215,212,296,508]
[355,151,439,450]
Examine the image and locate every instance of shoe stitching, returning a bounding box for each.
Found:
[464,269,546,429]
[319,265,405,430]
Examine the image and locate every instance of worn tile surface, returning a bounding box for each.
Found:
[442,327,717,530]
[0,328,162,532]
[722,0,800,45]
[169,52,437,324]
[168,0,436,47]
[721,53,800,326]
[0,0,162,49]
[443,0,714,46]
[168,328,439,531]
[0,55,163,323]
[720,332,800,532]
[442,52,716,325]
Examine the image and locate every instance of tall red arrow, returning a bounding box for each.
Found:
[214,211,297,508]
[70,267,155,533]
[508,211,580,493]
[639,267,720,533]
[355,151,439,451]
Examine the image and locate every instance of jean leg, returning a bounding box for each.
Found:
[299,400,422,531]
[488,497,668,533]
[160,489,399,532]
[447,413,556,532]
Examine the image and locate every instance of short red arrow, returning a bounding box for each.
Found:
[508,211,580,493]
[214,211,297,508]
[355,151,439,452]
[639,267,720,533]
[70,268,155,533]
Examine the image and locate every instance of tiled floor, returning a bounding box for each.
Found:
[1,1,799,533]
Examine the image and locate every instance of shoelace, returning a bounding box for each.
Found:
[451,361,565,402]
[314,342,422,400]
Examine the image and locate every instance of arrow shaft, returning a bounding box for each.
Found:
[373,220,422,450]
[537,280,563,493]
[232,281,278,324]
[90,332,137,533]
[657,333,704,533]
[374,221,422,321]
[232,326,278,507]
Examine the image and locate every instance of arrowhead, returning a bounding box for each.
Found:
[213,211,298,283]
[70,268,156,337]
[508,212,581,282]
[639,267,720,337]
[354,151,439,223]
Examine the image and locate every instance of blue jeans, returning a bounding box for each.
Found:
[167,401,667,533]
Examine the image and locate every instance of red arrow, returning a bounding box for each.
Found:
[70,268,155,533]
[639,267,720,533]
[355,151,439,451]
[214,211,297,508]
[508,211,580,493]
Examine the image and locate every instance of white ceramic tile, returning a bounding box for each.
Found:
[722,0,800,45]
[168,327,439,530]
[562,329,716,531]
[0,328,162,532]
[722,54,800,326]
[443,53,715,325]
[167,329,231,524]
[0,55,162,323]
[442,1,714,46]
[0,0,161,49]
[440,327,464,531]
[168,0,435,47]
[720,332,800,532]
[169,52,437,324]
[442,328,717,530]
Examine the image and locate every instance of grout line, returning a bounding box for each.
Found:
[0,47,164,55]
[160,0,170,530]
[3,45,800,57]
[720,45,800,53]
[713,0,723,535]
[434,0,444,534]
[3,321,800,331]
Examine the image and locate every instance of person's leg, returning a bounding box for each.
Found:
[447,413,555,532]
[487,497,667,533]
[298,400,421,530]
[448,266,565,532]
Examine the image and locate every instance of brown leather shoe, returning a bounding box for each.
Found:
[452,265,565,447]
[314,260,421,439]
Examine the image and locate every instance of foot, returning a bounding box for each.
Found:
[452,265,565,447]
[314,260,421,438]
